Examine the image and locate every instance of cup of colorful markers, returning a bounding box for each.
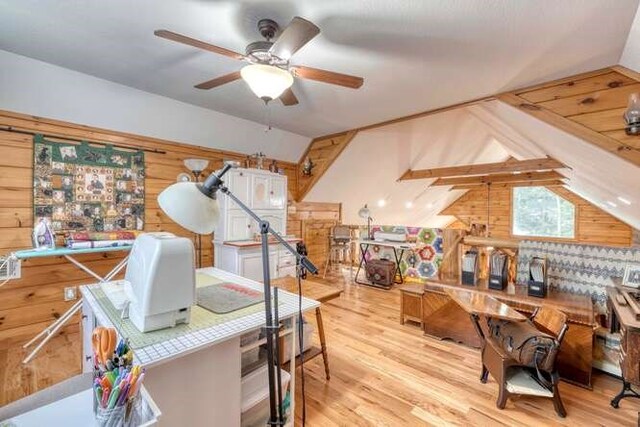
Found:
[92,327,145,427]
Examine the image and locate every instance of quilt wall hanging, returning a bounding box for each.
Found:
[361,225,443,282]
[33,135,145,232]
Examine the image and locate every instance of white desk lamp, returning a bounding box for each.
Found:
[158,164,317,426]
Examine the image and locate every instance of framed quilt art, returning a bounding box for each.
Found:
[33,135,145,232]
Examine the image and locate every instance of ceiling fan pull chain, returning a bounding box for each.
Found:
[264,101,272,132]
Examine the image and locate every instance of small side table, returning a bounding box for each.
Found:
[399,284,424,327]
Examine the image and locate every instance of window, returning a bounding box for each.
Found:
[512,186,575,239]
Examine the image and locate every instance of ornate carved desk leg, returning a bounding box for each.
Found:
[611,380,640,408]
[469,313,489,383]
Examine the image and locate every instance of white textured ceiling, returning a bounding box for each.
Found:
[0,0,638,138]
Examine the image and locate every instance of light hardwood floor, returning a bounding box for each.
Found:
[2,268,639,425]
[296,268,640,426]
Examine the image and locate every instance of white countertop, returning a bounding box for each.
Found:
[80,267,319,368]
[357,239,416,249]
[219,237,302,248]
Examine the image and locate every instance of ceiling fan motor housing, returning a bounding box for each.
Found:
[257,19,279,40]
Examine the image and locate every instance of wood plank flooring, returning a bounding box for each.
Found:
[296,268,640,426]
[2,266,639,425]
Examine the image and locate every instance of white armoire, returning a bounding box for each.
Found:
[213,167,298,282]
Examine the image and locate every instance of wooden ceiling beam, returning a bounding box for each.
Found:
[497,92,640,167]
[431,170,564,186]
[449,179,566,191]
[398,157,565,181]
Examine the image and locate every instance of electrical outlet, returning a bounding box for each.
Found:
[64,287,77,301]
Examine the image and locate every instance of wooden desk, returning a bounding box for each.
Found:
[272,276,343,380]
[422,279,595,388]
[446,288,527,322]
[608,287,640,408]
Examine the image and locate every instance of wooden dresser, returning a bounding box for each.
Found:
[421,279,596,388]
[608,287,640,408]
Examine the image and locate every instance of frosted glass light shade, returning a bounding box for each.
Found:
[625,93,640,135]
[241,64,294,101]
[184,158,209,173]
[158,182,220,235]
[358,204,371,219]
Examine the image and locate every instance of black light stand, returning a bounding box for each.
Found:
[190,168,204,268]
[199,164,318,426]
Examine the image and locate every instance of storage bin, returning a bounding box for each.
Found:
[241,364,291,427]
[241,329,262,371]
[279,321,314,363]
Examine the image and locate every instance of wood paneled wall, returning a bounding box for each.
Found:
[287,201,341,268]
[296,131,357,201]
[0,110,301,405]
[440,184,633,247]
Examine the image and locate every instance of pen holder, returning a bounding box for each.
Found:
[94,393,141,427]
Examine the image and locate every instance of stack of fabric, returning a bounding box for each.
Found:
[65,231,140,249]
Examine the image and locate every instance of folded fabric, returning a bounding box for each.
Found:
[66,231,140,242]
[66,240,135,249]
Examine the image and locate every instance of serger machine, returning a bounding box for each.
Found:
[124,232,196,332]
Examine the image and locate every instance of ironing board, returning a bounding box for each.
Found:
[16,245,132,363]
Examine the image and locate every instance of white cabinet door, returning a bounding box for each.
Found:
[269,176,286,209]
[227,170,250,209]
[251,175,270,209]
[226,211,252,241]
[257,211,285,235]
[239,251,277,282]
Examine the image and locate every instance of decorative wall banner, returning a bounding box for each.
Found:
[362,225,443,282]
[33,135,145,232]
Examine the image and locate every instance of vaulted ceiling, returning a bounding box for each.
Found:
[0,0,638,137]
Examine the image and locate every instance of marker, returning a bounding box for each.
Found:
[107,385,121,409]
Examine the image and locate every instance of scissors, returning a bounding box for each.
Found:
[92,327,117,367]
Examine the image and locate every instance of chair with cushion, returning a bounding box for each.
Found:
[481,306,569,417]
[323,225,352,278]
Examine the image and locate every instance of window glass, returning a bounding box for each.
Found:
[512,187,575,238]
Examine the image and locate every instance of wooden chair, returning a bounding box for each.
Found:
[481,306,569,417]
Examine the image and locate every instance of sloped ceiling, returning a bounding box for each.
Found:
[0,0,638,137]
[304,100,640,231]
[621,2,640,71]
[304,108,510,227]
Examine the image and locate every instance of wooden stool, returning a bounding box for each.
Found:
[399,284,424,327]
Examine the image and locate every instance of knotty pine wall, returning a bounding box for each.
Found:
[0,110,306,405]
[287,201,342,268]
[441,184,633,246]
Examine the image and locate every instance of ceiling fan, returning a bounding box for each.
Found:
[154,17,364,106]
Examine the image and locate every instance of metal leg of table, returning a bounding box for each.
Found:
[611,379,640,408]
[354,243,370,285]
[392,248,405,284]
[22,255,129,364]
[469,313,490,383]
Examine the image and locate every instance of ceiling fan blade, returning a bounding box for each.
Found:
[291,66,363,89]
[280,88,299,106]
[269,17,320,60]
[194,71,242,90]
[154,29,245,61]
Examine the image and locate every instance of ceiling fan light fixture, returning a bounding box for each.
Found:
[241,64,294,102]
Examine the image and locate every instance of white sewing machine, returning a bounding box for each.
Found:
[123,232,196,332]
